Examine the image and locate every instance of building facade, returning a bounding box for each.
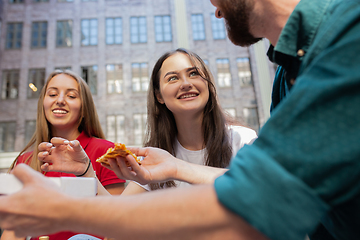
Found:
[0,0,275,172]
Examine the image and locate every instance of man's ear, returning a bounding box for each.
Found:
[156,92,164,104]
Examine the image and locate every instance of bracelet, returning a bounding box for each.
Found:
[76,159,91,177]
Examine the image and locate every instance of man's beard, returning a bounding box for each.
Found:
[220,0,262,47]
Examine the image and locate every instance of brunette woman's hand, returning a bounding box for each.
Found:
[38,137,90,175]
[104,147,179,185]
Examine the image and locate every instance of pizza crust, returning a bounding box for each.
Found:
[96,143,141,167]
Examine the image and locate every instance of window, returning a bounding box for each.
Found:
[106,18,122,45]
[106,115,125,143]
[0,122,16,152]
[133,113,147,146]
[55,66,71,71]
[56,20,72,47]
[216,59,231,87]
[1,70,19,99]
[81,65,98,95]
[243,107,259,131]
[57,0,73,2]
[132,63,148,92]
[81,19,98,46]
[237,58,252,86]
[130,17,147,43]
[28,68,45,99]
[154,15,172,42]
[106,64,123,94]
[211,14,226,40]
[9,0,23,3]
[33,0,49,2]
[24,120,36,145]
[191,14,205,41]
[6,22,23,49]
[31,21,47,48]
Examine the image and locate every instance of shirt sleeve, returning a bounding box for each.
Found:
[215,8,360,240]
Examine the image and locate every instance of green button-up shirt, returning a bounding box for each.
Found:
[215,0,360,239]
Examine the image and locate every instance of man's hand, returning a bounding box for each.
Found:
[0,164,70,237]
[38,137,90,175]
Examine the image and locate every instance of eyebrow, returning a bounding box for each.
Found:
[46,87,79,93]
[163,67,198,78]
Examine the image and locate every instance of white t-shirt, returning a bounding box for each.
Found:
[135,125,257,190]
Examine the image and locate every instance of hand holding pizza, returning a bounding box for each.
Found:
[101,147,180,185]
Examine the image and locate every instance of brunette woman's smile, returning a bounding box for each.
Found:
[158,53,209,117]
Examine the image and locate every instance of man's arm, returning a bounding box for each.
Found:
[0,164,268,240]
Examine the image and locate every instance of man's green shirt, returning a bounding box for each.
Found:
[215,0,360,239]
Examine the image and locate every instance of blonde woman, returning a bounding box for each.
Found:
[2,70,125,240]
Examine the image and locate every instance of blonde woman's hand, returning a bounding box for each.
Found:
[38,137,90,176]
[104,147,179,185]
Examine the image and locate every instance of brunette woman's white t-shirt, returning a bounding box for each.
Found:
[135,125,257,190]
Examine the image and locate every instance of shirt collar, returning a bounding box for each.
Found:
[273,0,332,59]
[76,131,91,150]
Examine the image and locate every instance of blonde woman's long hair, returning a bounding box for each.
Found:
[9,70,105,172]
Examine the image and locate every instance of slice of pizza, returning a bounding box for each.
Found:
[96,143,141,167]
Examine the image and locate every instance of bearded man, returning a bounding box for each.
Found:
[0,0,360,240]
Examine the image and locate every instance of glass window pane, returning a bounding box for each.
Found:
[106,64,123,94]
[81,66,97,94]
[0,122,16,152]
[216,59,231,87]
[56,20,72,47]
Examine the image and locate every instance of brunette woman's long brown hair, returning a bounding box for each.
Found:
[9,70,105,172]
[145,48,234,190]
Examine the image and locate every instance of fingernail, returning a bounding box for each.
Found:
[43,152,48,156]
[70,140,76,145]
[64,140,69,144]
[46,143,52,147]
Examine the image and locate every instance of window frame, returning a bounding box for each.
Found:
[1,69,20,100]
[6,22,23,49]
[81,65,98,95]
[81,18,98,46]
[106,115,125,143]
[56,20,73,47]
[211,14,226,40]
[216,58,232,87]
[0,121,17,152]
[191,14,206,41]
[237,57,253,87]
[31,21,48,49]
[130,16,147,44]
[131,62,149,92]
[105,17,123,45]
[154,15,172,42]
[106,64,123,94]
[27,68,45,99]
[133,113,147,146]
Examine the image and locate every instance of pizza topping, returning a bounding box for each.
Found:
[96,143,141,167]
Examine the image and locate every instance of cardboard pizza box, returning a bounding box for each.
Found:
[0,173,97,197]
